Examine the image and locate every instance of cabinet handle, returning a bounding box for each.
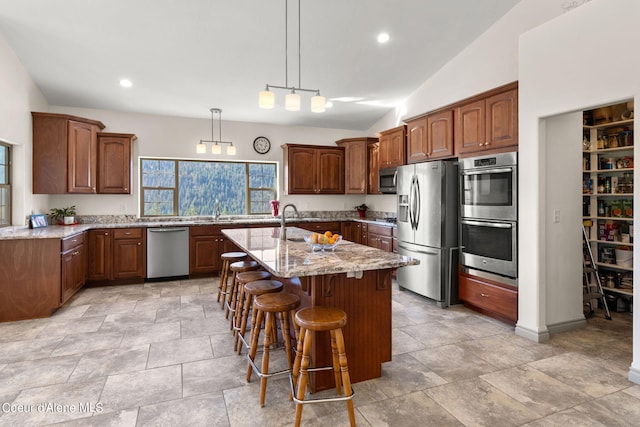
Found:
[104,232,109,236]
[485,142,490,146]
[480,293,489,297]
[124,187,128,191]
[478,143,484,147]
[137,242,141,246]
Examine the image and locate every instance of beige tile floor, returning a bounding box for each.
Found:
[0,277,637,426]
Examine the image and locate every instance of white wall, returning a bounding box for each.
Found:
[517,0,640,382]
[0,31,49,224]
[48,106,372,216]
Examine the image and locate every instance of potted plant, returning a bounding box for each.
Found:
[355,203,368,219]
[49,205,77,225]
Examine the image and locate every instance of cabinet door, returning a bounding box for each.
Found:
[368,142,380,194]
[98,134,134,194]
[339,140,367,194]
[378,134,390,168]
[113,238,145,279]
[407,118,429,164]
[61,244,85,304]
[285,146,317,194]
[341,222,362,244]
[387,128,406,167]
[190,235,223,275]
[316,148,345,194]
[88,229,113,281]
[67,120,97,193]
[485,88,518,150]
[455,99,486,155]
[427,110,454,159]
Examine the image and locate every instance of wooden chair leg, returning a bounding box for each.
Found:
[335,329,355,427]
[294,330,312,427]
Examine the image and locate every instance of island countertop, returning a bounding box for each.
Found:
[222,226,418,278]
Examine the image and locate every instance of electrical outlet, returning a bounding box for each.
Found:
[553,209,560,223]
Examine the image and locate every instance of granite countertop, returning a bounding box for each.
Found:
[0,216,396,241]
[222,226,417,278]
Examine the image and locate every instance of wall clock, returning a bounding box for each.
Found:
[253,136,271,154]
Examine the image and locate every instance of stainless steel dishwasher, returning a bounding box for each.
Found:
[146,227,189,280]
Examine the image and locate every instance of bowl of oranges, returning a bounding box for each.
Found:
[304,231,342,252]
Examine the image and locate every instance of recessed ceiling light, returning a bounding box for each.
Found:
[377,32,390,43]
[119,79,132,88]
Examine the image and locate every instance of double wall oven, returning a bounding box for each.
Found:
[459,152,518,280]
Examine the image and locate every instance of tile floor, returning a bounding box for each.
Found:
[0,277,637,426]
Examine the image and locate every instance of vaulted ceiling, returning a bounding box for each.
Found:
[0,0,521,130]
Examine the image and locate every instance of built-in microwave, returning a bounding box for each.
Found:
[459,152,517,221]
[379,167,397,194]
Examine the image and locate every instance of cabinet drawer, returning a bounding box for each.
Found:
[113,228,143,239]
[459,273,518,322]
[61,233,85,252]
[367,223,393,237]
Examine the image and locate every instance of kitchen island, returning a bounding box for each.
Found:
[222,226,418,390]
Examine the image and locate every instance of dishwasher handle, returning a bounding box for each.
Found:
[148,227,189,233]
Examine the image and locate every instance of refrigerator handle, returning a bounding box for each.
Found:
[414,175,421,230]
[408,176,415,229]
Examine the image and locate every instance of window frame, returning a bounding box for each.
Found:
[140,157,277,217]
[0,142,11,228]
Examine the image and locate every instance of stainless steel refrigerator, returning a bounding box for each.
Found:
[396,160,459,307]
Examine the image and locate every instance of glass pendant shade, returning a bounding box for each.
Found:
[285,92,301,111]
[259,89,275,109]
[310,94,326,113]
[226,144,236,155]
[196,142,206,153]
[211,143,222,154]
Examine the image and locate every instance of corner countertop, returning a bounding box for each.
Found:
[0,216,396,241]
[222,226,417,279]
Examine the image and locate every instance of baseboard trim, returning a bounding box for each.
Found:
[629,366,640,384]
[515,323,550,342]
[547,318,586,335]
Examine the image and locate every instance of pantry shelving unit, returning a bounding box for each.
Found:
[582,103,634,309]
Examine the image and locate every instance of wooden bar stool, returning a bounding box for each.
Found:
[236,279,283,355]
[217,252,247,309]
[246,292,300,407]
[291,306,355,427]
[225,260,260,319]
[231,270,272,337]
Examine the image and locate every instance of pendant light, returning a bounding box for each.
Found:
[258,0,326,112]
[197,108,235,155]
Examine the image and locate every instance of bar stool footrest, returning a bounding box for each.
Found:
[288,374,355,405]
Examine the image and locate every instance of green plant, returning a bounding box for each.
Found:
[49,205,76,222]
[355,203,368,211]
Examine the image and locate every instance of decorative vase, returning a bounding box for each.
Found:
[357,210,366,219]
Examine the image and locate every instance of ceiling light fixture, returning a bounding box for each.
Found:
[119,79,132,88]
[377,32,390,43]
[258,0,326,113]
[196,108,236,155]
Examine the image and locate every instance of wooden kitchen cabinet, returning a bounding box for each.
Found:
[378,125,406,168]
[297,221,342,236]
[368,141,380,194]
[406,109,454,163]
[366,223,393,252]
[336,137,377,194]
[341,221,363,244]
[190,226,225,275]
[98,132,137,194]
[458,270,518,325]
[87,227,145,283]
[455,84,518,157]
[32,112,105,194]
[113,228,146,279]
[61,232,86,304]
[283,144,345,194]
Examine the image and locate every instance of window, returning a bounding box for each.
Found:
[0,143,10,227]
[141,158,277,217]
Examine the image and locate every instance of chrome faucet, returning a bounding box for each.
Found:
[280,203,299,240]
[214,199,221,220]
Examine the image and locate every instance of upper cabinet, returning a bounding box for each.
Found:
[455,83,518,157]
[406,109,454,163]
[32,112,105,194]
[282,144,345,194]
[336,137,377,194]
[368,140,380,194]
[98,132,137,194]
[378,125,406,168]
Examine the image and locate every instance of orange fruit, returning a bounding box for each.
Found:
[324,231,332,238]
[311,233,319,244]
[332,234,340,240]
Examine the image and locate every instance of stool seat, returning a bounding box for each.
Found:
[254,292,301,313]
[230,260,259,273]
[221,251,247,261]
[294,306,347,331]
[244,279,284,296]
[236,270,271,284]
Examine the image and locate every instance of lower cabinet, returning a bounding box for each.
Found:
[87,228,145,283]
[61,233,86,304]
[458,270,518,325]
[341,221,364,244]
[296,221,342,235]
[366,223,394,252]
[189,225,242,276]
